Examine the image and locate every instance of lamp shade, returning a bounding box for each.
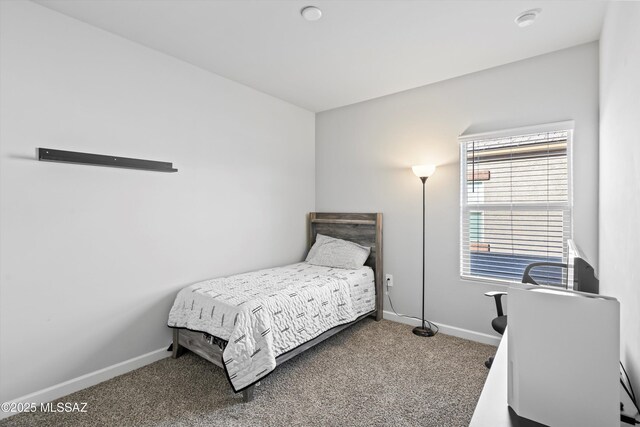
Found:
[412,164,436,178]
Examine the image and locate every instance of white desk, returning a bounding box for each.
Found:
[470,330,635,427]
[470,331,550,426]
[470,331,517,426]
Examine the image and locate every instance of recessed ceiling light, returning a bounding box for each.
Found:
[301,6,322,22]
[515,9,541,28]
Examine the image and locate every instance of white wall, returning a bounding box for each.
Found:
[316,43,599,341]
[599,1,640,398]
[0,1,314,403]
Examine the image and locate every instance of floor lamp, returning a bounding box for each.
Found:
[411,164,436,337]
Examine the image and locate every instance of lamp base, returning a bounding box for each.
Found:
[412,326,435,337]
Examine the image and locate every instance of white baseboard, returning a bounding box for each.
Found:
[383,310,501,346]
[0,347,170,420]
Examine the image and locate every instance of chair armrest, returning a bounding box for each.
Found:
[484,291,507,317]
[484,291,507,297]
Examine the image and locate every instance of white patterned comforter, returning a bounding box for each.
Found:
[167,262,375,392]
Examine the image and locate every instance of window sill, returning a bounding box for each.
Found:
[460,274,521,287]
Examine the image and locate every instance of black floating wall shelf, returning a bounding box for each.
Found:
[38,148,178,173]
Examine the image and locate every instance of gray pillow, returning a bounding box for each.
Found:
[305,234,371,269]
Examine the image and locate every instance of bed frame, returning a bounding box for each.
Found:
[171,212,383,402]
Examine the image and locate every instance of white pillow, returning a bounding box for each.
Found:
[305,234,371,269]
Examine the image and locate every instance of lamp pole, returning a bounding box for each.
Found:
[413,175,435,337]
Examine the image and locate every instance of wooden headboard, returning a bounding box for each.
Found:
[308,212,383,321]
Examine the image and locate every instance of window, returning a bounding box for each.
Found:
[459,122,573,285]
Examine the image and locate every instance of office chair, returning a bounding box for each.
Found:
[484,291,507,368]
[484,262,567,368]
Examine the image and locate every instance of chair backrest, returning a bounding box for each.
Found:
[521,262,568,286]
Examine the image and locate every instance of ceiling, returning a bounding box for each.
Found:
[33,0,607,112]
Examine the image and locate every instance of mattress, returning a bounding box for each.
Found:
[167,262,375,392]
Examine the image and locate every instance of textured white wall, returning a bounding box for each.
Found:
[0,1,314,402]
[316,43,599,340]
[599,1,640,399]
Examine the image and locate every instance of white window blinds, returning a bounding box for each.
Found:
[460,125,573,285]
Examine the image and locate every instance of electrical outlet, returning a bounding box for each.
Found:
[385,274,394,287]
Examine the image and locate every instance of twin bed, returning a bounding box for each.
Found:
[168,212,383,401]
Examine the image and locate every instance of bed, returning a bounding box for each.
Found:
[167,212,383,402]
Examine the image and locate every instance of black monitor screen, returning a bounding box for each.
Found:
[567,240,599,294]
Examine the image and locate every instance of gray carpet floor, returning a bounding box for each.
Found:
[1,319,494,427]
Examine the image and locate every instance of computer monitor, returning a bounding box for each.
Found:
[567,239,599,294]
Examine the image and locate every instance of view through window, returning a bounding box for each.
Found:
[460,125,572,285]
